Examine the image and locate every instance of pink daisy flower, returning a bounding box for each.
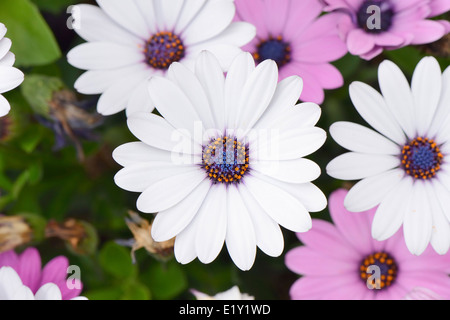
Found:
[322,0,450,60]
[234,0,348,104]
[0,247,83,300]
[285,189,450,300]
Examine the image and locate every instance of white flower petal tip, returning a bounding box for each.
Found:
[114,49,326,270]
[67,0,255,116]
[329,57,450,256]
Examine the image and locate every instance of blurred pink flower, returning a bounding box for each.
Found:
[322,0,450,60]
[285,189,450,300]
[234,0,347,104]
[0,247,83,300]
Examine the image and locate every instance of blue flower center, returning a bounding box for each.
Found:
[144,32,185,70]
[357,0,394,33]
[255,36,291,68]
[401,137,443,180]
[360,252,398,290]
[202,136,249,185]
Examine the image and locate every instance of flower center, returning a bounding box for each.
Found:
[360,252,398,290]
[201,136,249,185]
[144,31,185,70]
[401,137,443,180]
[356,0,394,33]
[254,36,292,68]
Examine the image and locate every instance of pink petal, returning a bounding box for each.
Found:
[40,256,80,300]
[397,271,450,299]
[329,189,377,256]
[346,29,375,56]
[281,62,325,103]
[292,35,348,63]
[296,219,360,261]
[262,0,290,36]
[285,246,356,276]
[289,275,363,300]
[301,12,345,42]
[428,0,450,17]
[0,250,19,270]
[297,63,344,90]
[282,0,324,41]
[234,0,270,39]
[18,248,42,293]
[410,20,447,45]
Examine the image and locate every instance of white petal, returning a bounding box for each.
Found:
[155,0,185,31]
[330,121,400,155]
[254,76,304,131]
[349,81,406,145]
[224,52,255,129]
[35,283,62,300]
[250,170,327,213]
[412,57,442,137]
[0,52,15,67]
[243,174,312,232]
[195,186,227,264]
[182,0,235,45]
[225,185,256,271]
[260,102,321,133]
[74,63,149,95]
[72,4,141,45]
[252,158,321,184]
[67,42,144,70]
[378,60,416,139]
[174,0,207,33]
[432,178,450,223]
[0,267,24,300]
[151,179,211,242]
[234,59,278,135]
[113,142,172,167]
[148,76,203,141]
[403,181,432,255]
[326,152,400,180]
[238,183,284,257]
[114,162,195,193]
[97,69,150,115]
[11,285,34,300]
[126,79,155,116]
[0,37,11,61]
[134,0,158,34]
[137,168,205,213]
[167,62,216,130]
[0,95,11,117]
[424,181,450,254]
[127,112,201,154]
[96,0,149,39]
[174,219,198,264]
[344,168,405,212]
[253,127,326,161]
[371,175,414,241]
[195,51,226,130]
[429,66,450,139]
[0,66,24,94]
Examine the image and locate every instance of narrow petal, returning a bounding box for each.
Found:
[326,152,400,180]
[195,186,227,264]
[225,185,256,271]
[137,168,206,213]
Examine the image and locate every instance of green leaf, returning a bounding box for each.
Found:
[0,0,61,67]
[141,260,187,300]
[99,241,136,280]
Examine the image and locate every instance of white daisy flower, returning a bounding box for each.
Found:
[191,286,254,300]
[327,56,450,256]
[67,0,256,116]
[0,23,24,117]
[0,267,87,300]
[113,51,327,271]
